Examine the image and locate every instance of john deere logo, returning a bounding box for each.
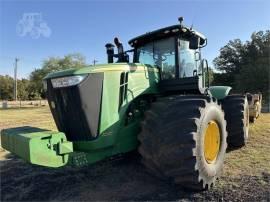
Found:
[16,13,52,39]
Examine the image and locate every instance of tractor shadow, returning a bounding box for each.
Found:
[0,151,208,201]
[226,146,243,153]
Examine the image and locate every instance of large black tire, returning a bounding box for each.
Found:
[221,95,249,148]
[138,95,227,190]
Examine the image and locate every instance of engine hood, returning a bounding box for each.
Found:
[43,63,153,80]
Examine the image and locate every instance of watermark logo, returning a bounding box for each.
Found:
[16,13,51,39]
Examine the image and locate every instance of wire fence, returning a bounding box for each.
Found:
[0,100,48,109]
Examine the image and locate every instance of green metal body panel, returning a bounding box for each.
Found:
[1,126,73,167]
[1,63,160,167]
[69,63,159,165]
[208,86,232,100]
[43,63,151,79]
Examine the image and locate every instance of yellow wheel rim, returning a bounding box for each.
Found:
[204,121,220,164]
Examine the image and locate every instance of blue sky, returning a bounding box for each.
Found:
[0,0,269,79]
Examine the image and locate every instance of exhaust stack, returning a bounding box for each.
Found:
[105,37,129,63]
[105,43,115,63]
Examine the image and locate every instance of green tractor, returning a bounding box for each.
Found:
[1,17,249,190]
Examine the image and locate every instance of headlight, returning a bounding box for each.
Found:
[42,80,47,91]
[51,75,87,88]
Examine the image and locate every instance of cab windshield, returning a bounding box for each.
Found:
[137,37,197,79]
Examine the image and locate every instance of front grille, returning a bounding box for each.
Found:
[46,73,104,141]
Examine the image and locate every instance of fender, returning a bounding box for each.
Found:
[208,86,232,100]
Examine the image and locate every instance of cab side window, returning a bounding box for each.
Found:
[179,40,197,78]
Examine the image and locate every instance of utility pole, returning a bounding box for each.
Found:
[93,59,98,66]
[14,58,19,101]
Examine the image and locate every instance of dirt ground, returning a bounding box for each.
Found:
[0,107,270,201]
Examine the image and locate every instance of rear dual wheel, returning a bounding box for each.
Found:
[138,95,227,190]
[221,95,249,148]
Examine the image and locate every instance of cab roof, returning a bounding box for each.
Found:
[128,24,206,48]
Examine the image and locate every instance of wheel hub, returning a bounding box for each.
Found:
[204,121,220,164]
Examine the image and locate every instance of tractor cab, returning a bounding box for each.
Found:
[129,17,208,94]
[105,17,208,94]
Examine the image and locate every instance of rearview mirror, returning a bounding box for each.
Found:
[189,35,200,50]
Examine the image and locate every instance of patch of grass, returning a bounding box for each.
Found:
[0,106,57,132]
[223,113,270,177]
[215,113,270,196]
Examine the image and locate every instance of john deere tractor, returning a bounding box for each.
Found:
[1,17,249,190]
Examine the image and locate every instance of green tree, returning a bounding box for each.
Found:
[0,75,31,100]
[17,79,30,100]
[235,31,270,104]
[0,75,14,100]
[213,39,246,88]
[213,30,270,104]
[213,39,245,74]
